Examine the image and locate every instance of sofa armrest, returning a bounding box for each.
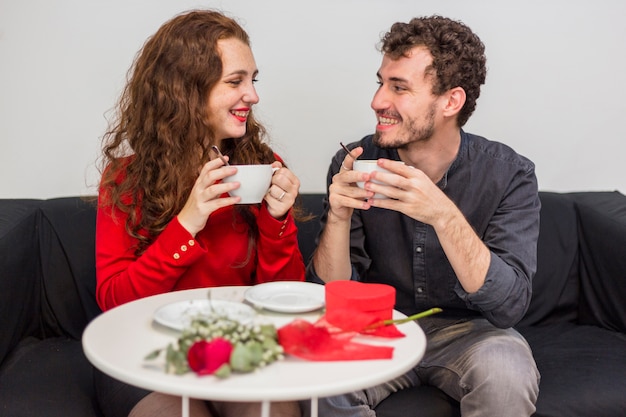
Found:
[39,197,101,339]
[571,191,626,333]
[0,200,43,364]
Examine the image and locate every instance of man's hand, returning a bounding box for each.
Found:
[364,158,452,225]
[327,146,373,223]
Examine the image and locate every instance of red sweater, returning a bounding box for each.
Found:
[96,194,305,311]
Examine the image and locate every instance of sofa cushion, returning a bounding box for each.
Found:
[571,191,626,333]
[0,336,100,417]
[518,322,626,417]
[375,385,460,417]
[518,192,580,327]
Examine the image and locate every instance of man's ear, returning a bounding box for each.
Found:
[442,87,466,118]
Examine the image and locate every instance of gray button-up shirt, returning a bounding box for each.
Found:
[307,131,540,329]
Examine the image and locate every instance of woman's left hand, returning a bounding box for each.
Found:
[264,161,300,219]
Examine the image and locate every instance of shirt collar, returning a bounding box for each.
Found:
[436,129,467,190]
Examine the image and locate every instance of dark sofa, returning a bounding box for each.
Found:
[1,191,625,417]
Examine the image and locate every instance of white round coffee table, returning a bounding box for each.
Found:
[82,286,426,417]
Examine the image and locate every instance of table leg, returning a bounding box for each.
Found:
[182,395,190,417]
[310,397,318,417]
[261,400,270,417]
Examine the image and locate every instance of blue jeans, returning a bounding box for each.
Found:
[301,317,540,417]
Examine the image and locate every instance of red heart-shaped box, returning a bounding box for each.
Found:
[325,281,396,321]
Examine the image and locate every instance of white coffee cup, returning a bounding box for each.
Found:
[353,159,394,199]
[223,165,278,204]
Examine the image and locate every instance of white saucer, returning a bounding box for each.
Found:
[244,281,325,313]
[153,299,255,331]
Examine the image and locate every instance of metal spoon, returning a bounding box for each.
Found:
[211,145,230,166]
[340,142,356,160]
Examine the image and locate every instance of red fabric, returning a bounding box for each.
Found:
[321,309,405,338]
[325,281,396,321]
[277,319,394,361]
[96,162,305,311]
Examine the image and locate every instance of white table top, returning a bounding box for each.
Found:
[82,285,426,402]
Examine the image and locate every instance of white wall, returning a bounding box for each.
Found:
[1,0,624,198]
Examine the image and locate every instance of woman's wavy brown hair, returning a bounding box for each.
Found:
[98,10,279,255]
[379,15,487,127]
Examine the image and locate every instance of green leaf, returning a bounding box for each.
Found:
[214,363,232,379]
[246,341,264,365]
[230,343,254,372]
[145,348,162,360]
[262,337,278,350]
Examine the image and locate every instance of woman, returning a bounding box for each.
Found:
[95,9,304,417]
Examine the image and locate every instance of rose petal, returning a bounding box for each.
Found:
[187,338,233,375]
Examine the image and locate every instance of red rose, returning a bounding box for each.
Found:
[187,338,233,375]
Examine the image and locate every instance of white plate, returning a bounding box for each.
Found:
[244,281,325,313]
[153,299,255,331]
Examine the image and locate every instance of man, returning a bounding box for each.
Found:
[306,15,541,416]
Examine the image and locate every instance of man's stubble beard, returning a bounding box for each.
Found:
[373,104,436,150]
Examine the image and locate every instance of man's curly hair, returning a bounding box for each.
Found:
[379,15,487,127]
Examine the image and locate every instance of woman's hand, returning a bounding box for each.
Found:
[264,161,300,219]
[177,157,240,236]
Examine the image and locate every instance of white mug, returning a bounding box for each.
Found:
[353,160,395,199]
[223,165,278,204]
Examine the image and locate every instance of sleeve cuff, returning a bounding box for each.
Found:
[155,216,205,265]
[455,252,516,310]
[257,203,297,239]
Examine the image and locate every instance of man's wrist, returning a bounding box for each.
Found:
[326,208,351,225]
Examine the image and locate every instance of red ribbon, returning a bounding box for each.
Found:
[277,309,405,361]
[322,308,405,338]
[278,319,394,361]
